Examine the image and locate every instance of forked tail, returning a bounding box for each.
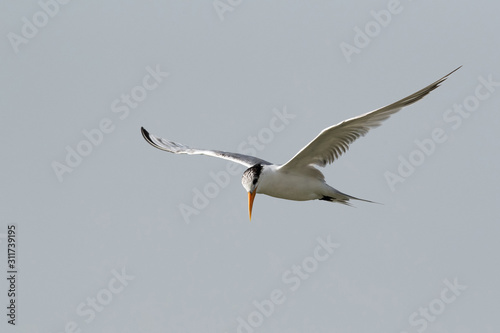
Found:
[320,186,380,206]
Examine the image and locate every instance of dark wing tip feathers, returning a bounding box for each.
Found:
[141,126,149,140]
[141,126,166,152]
[430,66,461,92]
[433,65,462,88]
[399,66,462,108]
[141,126,153,146]
[448,65,462,77]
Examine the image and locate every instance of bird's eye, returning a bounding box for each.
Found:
[253,179,258,185]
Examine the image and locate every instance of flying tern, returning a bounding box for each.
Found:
[141,67,460,220]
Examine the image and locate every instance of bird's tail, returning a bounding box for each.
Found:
[320,186,380,206]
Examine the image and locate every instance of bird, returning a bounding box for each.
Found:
[141,67,460,220]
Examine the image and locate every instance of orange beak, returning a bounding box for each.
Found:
[248,189,257,221]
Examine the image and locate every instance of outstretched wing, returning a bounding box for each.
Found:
[280,67,460,171]
[141,127,272,168]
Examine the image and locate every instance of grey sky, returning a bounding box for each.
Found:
[1,1,499,332]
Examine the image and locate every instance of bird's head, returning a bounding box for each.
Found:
[241,164,263,221]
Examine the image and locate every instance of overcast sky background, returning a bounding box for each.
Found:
[1,1,499,332]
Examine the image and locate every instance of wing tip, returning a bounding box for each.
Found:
[141,126,164,151]
[450,65,463,75]
[437,65,462,86]
[141,126,152,143]
[401,65,462,107]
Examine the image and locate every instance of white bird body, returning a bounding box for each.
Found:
[141,67,460,219]
[257,165,353,202]
[257,165,326,201]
